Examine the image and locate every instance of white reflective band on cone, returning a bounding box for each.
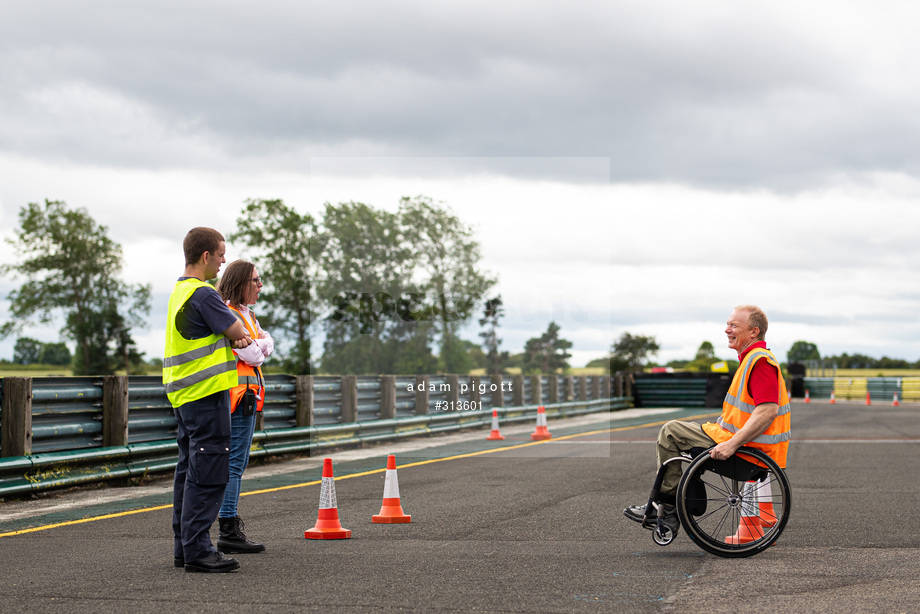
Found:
[383,469,400,499]
[319,476,337,509]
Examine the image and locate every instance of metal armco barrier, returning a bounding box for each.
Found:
[0,373,627,497]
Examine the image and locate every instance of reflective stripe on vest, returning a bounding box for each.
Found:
[227,305,265,413]
[703,347,791,467]
[162,279,238,408]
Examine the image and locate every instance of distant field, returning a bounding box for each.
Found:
[570,367,606,375]
[466,367,605,377]
[0,367,74,378]
[806,369,920,378]
[0,366,162,378]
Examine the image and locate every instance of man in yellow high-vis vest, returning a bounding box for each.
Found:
[624,304,791,530]
[164,227,253,573]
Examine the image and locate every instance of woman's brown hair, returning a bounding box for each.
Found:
[217,259,256,307]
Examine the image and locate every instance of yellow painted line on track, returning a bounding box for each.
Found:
[0,505,174,537]
[0,412,717,538]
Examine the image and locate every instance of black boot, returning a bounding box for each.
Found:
[217,516,266,554]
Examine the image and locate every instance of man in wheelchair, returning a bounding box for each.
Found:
[624,304,792,532]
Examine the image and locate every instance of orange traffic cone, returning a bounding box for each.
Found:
[893,392,900,407]
[756,477,777,528]
[486,409,505,441]
[830,391,836,404]
[804,389,810,403]
[372,454,411,524]
[530,405,552,441]
[866,392,872,406]
[305,458,352,539]
[725,481,765,545]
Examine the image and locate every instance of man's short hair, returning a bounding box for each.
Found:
[184,227,225,266]
[735,304,768,340]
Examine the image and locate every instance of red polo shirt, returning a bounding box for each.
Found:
[739,341,780,406]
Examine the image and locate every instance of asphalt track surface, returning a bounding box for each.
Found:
[1,401,918,613]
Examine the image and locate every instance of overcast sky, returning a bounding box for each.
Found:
[3,1,920,368]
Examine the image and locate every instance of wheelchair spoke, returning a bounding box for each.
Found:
[710,504,736,544]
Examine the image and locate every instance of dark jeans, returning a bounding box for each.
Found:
[172,391,231,562]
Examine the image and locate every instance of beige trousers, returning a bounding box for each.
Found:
[656,420,717,498]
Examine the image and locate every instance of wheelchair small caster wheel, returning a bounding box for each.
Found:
[653,525,675,546]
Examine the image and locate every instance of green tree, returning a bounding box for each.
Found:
[479,296,507,375]
[397,196,496,373]
[878,356,911,369]
[787,340,820,363]
[609,332,660,373]
[686,340,720,372]
[1,200,150,375]
[39,342,72,365]
[319,201,436,374]
[522,321,573,374]
[13,337,43,364]
[695,341,715,360]
[230,198,324,374]
[461,339,488,371]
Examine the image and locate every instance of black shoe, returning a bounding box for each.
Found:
[174,556,184,568]
[184,551,240,573]
[623,503,679,530]
[217,516,266,554]
[623,503,652,524]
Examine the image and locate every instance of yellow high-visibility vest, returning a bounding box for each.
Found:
[703,347,791,467]
[163,278,238,408]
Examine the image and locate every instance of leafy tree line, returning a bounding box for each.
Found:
[786,340,920,369]
[4,337,73,366]
[595,334,735,373]
[2,197,579,376]
[231,196,497,374]
[233,197,578,375]
[594,333,920,375]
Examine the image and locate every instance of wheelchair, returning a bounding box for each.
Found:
[634,446,791,558]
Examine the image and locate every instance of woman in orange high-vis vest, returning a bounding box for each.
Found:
[215,260,275,554]
[624,305,791,529]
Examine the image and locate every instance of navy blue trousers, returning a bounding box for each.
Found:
[172,391,231,562]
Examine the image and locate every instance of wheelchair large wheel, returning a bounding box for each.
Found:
[675,447,791,558]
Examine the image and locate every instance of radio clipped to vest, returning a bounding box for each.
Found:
[237,388,257,416]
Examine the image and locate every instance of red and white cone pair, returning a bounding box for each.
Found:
[488,407,553,442]
[304,455,411,538]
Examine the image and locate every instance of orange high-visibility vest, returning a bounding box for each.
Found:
[227,305,265,414]
[702,347,791,467]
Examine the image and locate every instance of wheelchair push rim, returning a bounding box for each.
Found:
[675,447,791,558]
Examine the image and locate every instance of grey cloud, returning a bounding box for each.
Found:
[3,2,919,189]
